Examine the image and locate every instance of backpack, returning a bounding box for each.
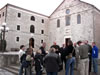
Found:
[22,60,30,68]
[21,54,30,68]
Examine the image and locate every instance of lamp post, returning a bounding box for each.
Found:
[0,22,9,52]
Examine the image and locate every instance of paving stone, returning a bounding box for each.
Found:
[0,69,13,75]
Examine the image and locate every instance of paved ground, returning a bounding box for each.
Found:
[0,65,100,75]
[0,53,100,75]
[0,69,13,75]
[58,65,100,75]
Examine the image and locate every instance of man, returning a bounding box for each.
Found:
[92,42,98,75]
[78,41,89,75]
[60,44,66,70]
[40,42,46,57]
[44,46,62,75]
[51,42,60,54]
[84,40,92,75]
[19,45,25,75]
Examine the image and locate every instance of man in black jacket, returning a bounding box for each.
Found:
[40,42,46,57]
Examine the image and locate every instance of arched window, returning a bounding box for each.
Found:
[77,14,81,24]
[31,16,35,21]
[57,19,60,28]
[41,40,43,43]
[30,25,35,33]
[18,13,21,17]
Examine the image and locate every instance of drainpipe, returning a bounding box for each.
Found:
[92,9,95,42]
[5,5,8,23]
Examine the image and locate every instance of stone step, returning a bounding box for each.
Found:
[2,65,46,75]
[0,68,14,75]
[2,66,18,75]
[8,65,19,71]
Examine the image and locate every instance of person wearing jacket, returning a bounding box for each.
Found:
[21,48,34,75]
[19,45,25,75]
[84,40,92,75]
[40,42,46,57]
[44,46,62,75]
[78,41,89,75]
[35,50,43,75]
[92,42,98,75]
[65,40,76,75]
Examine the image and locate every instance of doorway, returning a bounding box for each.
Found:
[65,38,70,47]
[29,38,34,48]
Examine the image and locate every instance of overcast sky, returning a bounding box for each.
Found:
[0,0,100,16]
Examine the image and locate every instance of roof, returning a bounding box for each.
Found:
[49,0,100,17]
[80,1,100,13]
[0,3,49,18]
[50,0,65,17]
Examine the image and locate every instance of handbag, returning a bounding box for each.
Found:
[67,53,73,58]
[26,55,32,61]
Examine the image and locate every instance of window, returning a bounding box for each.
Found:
[57,19,60,28]
[66,16,70,26]
[77,14,81,24]
[30,25,35,33]
[41,30,44,34]
[42,19,44,23]
[66,9,70,14]
[16,37,19,42]
[17,25,20,30]
[2,12,4,16]
[41,40,43,43]
[18,13,21,17]
[31,16,35,21]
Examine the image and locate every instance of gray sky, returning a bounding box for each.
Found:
[0,0,100,16]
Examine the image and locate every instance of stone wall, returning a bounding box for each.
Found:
[5,5,49,51]
[0,52,19,67]
[48,0,94,47]
[0,6,6,25]
[93,9,100,49]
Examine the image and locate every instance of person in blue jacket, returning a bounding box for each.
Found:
[92,42,98,75]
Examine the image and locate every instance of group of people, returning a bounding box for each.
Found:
[18,40,99,75]
[74,41,98,75]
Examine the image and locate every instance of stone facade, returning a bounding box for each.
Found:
[49,0,94,46]
[0,0,100,51]
[0,4,49,51]
[48,0,100,48]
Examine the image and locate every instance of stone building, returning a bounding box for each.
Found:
[0,3,49,51]
[0,0,100,51]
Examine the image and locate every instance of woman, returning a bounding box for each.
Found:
[65,40,75,75]
[34,50,43,75]
[21,48,34,75]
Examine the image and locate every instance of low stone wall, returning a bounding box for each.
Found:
[0,52,100,67]
[0,52,19,67]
